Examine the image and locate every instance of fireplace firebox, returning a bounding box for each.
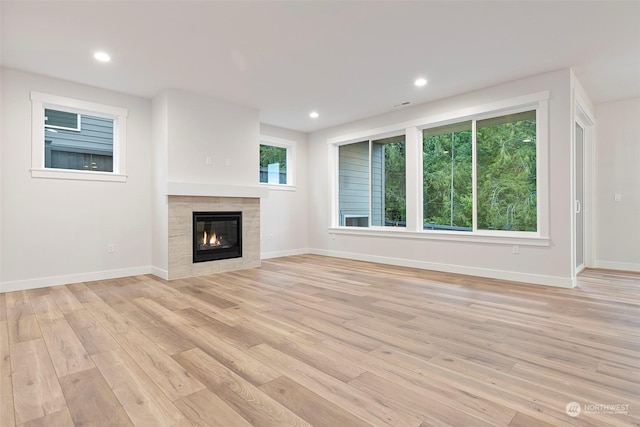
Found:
[193,211,242,263]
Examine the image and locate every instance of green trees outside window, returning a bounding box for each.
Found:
[373,136,406,226]
[423,121,473,231]
[477,111,537,231]
[259,144,287,184]
[336,109,537,233]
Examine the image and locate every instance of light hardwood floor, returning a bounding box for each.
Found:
[1,255,639,426]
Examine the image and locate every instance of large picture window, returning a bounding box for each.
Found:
[331,92,548,242]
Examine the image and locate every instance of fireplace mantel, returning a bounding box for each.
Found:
[167,182,268,198]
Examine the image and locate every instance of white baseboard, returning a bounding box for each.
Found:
[261,248,309,260]
[308,248,574,288]
[1,249,583,293]
[0,266,153,293]
[150,266,169,280]
[594,260,640,273]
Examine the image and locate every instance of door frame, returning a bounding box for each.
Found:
[572,93,595,282]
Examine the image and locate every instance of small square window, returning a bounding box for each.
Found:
[259,136,295,187]
[260,144,287,184]
[31,92,128,182]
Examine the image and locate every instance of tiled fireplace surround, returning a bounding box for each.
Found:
[167,195,260,280]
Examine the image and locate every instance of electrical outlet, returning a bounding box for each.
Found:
[512,245,519,254]
[614,193,622,202]
[107,243,116,253]
[206,156,212,165]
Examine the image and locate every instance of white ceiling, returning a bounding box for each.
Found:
[1,1,639,133]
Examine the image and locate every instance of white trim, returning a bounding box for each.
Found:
[260,183,297,192]
[31,168,127,182]
[405,127,422,232]
[571,86,596,283]
[328,91,550,145]
[259,135,296,187]
[328,227,549,246]
[0,266,152,293]
[32,91,128,117]
[31,91,128,180]
[328,143,339,228]
[167,182,268,198]
[150,266,169,280]
[536,99,550,238]
[261,248,309,259]
[367,140,372,226]
[594,261,640,273]
[308,248,573,288]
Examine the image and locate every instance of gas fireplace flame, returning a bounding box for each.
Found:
[203,231,221,247]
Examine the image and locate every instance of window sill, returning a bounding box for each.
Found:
[259,183,297,192]
[31,168,127,182]
[328,227,550,247]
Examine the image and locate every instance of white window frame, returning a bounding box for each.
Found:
[31,91,128,182]
[328,91,550,247]
[259,135,296,190]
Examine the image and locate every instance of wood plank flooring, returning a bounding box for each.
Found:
[1,255,639,426]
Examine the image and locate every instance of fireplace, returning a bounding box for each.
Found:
[193,211,242,263]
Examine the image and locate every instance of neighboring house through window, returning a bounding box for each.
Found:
[338,135,406,227]
[31,92,128,182]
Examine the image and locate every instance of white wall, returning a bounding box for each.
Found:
[150,89,261,277]
[0,68,152,291]
[151,92,169,276]
[594,97,640,272]
[307,70,574,287]
[259,124,309,258]
[164,89,259,185]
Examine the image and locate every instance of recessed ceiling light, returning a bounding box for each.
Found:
[309,111,319,118]
[94,51,111,62]
[414,78,427,87]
